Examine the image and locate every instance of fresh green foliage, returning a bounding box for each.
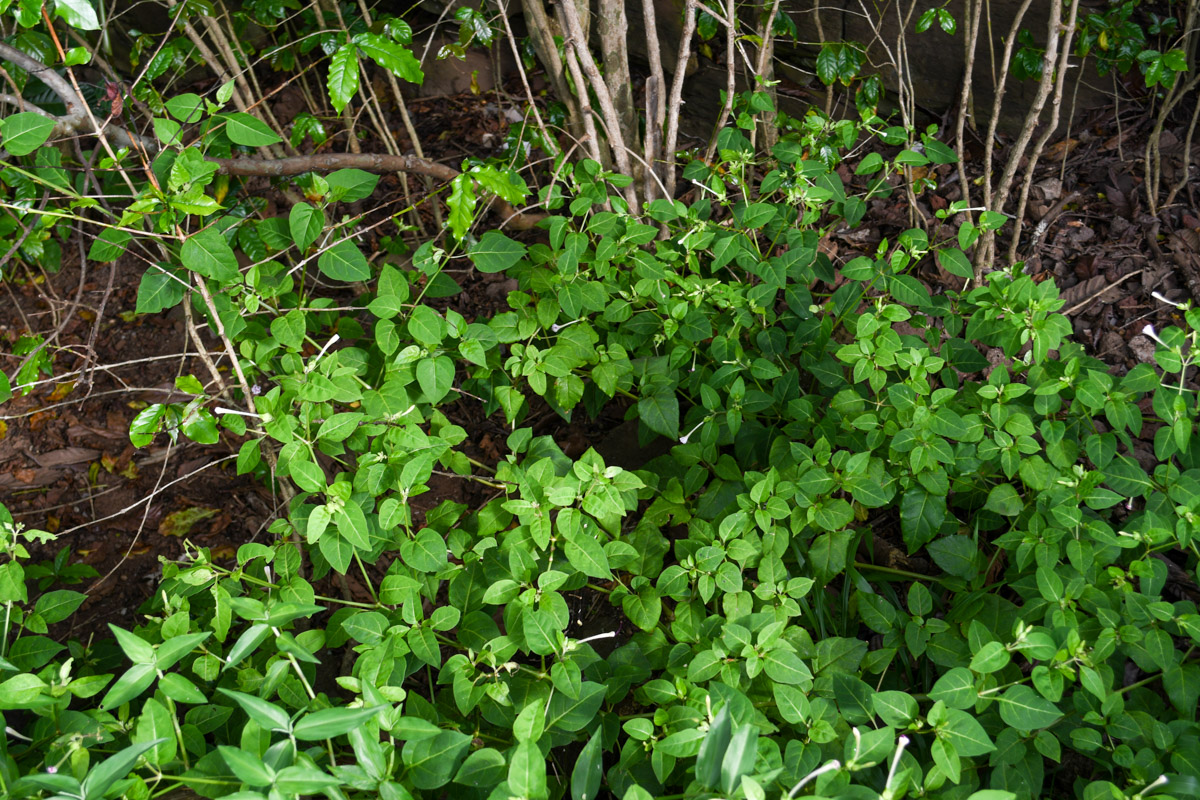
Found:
[1,4,1198,800]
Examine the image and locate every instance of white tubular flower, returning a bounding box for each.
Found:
[679,418,707,445]
[885,735,911,793]
[1151,291,1186,309]
[1142,324,1167,346]
[786,760,841,799]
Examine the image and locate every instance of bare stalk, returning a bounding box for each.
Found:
[557,0,638,208]
[641,0,667,200]
[955,0,985,222]
[665,0,701,200]
[704,0,738,164]
[1008,0,1080,263]
[975,0,1035,274]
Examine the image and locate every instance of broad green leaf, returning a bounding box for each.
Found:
[508,740,547,800]
[218,688,292,732]
[134,698,176,765]
[985,483,1024,516]
[289,202,323,250]
[720,725,758,795]
[468,230,526,273]
[136,265,186,313]
[317,239,370,282]
[638,392,679,438]
[354,33,423,83]
[545,682,605,732]
[294,706,384,740]
[89,228,131,262]
[447,173,476,240]
[929,667,976,709]
[456,748,506,788]
[223,112,283,146]
[182,226,240,283]
[403,730,471,790]
[327,43,360,111]
[82,740,166,800]
[0,112,55,156]
[695,705,731,789]
[563,528,613,579]
[55,0,100,29]
[219,746,275,786]
[572,728,604,800]
[997,685,1063,730]
[35,590,86,624]
[326,169,380,202]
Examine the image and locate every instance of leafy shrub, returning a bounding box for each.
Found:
[1,5,1199,800]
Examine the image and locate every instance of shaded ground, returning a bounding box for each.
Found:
[1,82,1199,628]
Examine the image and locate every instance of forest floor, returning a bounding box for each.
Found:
[1,80,1198,630]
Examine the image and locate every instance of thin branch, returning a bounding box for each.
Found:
[665,0,701,200]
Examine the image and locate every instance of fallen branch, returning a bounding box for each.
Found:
[208,154,545,229]
[0,42,545,230]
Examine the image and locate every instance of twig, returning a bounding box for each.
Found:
[1062,269,1143,316]
[557,0,638,209]
[664,0,701,200]
[1007,0,1080,264]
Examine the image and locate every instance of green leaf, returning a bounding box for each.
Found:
[696,706,731,789]
[969,641,1011,674]
[318,239,370,282]
[34,589,86,624]
[135,262,183,311]
[508,740,548,800]
[327,43,361,111]
[82,740,166,800]
[98,662,155,709]
[447,173,476,241]
[110,624,155,664]
[219,746,275,786]
[55,0,100,29]
[873,690,918,726]
[763,649,813,685]
[455,748,507,788]
[900,487,945,551]
[353,32,423,84]
[985,483,1024,516]
[416,356,455,403]
[469,230,526,273]
[289,202,323,250]
[930,667,976,709]
[218,688,292,732]
[89,228,132,262]
[720,725,758,795]
[997,685,1063,730]
[294,705,384,740]
[942,709,996,756]
[223,112,283,146]
[638,392,679,438]
[572,728,604,800]
[563,528,614,579]
[326,169,380,202]
[182,226,240,283]
[545,682,605,732]
[403,730,471,790]
[937,247,974,278]
[134,698,177,765]
[0,112,55,156]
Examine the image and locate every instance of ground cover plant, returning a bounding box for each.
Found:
[1,1,1200,800]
